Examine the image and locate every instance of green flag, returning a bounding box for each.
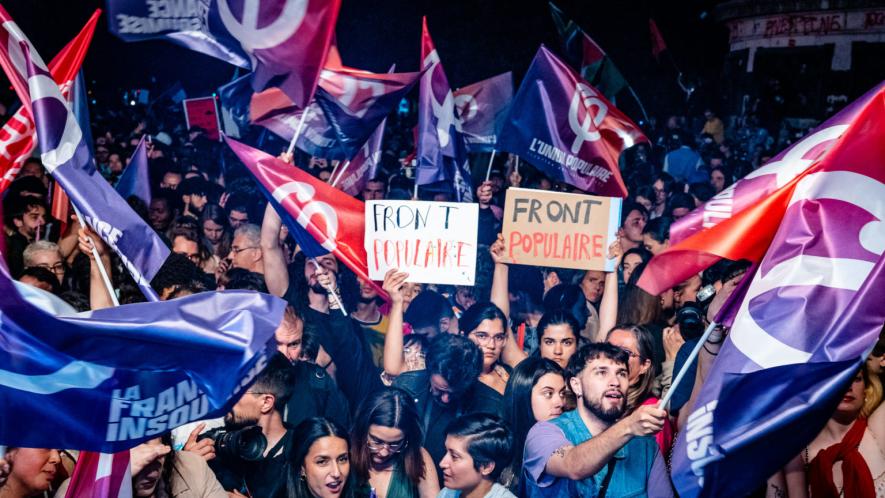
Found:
[548,2,628,100]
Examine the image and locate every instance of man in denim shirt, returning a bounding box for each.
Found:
[523,343,673,497]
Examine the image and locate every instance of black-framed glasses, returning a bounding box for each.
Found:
[366,435,407,453]
[30,262,65,274]
[616,346,641,359]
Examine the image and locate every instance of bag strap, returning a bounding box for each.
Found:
[597,458,617,498]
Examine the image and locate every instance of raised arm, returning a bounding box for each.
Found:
[597,239,623,341]
[260,203,290,297]
[545,404,666,480]
[381,269,409,377]
[78,226,114,310]
[490,234,527,367]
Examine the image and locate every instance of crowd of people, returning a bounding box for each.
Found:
[1,90,884,498]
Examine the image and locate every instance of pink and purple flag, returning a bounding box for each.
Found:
[454,72,513,152]
[0,9,99,194]
[0,6,168,298]
[416,17,473,201]
[108,0,340,108]
[498,45,645,197]
[668,85,885,498]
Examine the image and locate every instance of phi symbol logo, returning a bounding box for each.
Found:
[218,0,307,51]
[454,93,478,122]
[270,181,339,251]
[729,171,885,368]
[568,83,607,154]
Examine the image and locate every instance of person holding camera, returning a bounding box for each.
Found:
[213,353,297,498]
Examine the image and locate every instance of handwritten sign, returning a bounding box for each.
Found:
[365,200,478,285]
[182,97,222,141]
[502,188,621,271]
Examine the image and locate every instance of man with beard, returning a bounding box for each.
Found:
[352,276,389,367]
[523,343,673,497]
[214,353,295,497]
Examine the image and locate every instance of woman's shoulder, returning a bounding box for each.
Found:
[487,483,517,498]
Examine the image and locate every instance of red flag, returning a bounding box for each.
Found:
[224,136,388,299]
[0,8,99,193]
[649,19,667,60]
[637,84,885,296]
[64,451,132,498]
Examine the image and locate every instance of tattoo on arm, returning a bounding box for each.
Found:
[552,445,572,459]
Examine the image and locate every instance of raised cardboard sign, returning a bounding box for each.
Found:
[502,188,621,271]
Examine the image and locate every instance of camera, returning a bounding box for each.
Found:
[197,426,267,462]
[676,302,706,341]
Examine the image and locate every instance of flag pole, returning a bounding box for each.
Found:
[658,321,718,409]
[286,107,311,156]
[311,257,347,316]
[515,155,519,176]
[71,204,120,307]
[484,150,497,182]
[626,85,650,125]
[330,160,350,188]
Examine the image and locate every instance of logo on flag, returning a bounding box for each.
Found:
[453,72,513,152]
[107,0,341,107]
[0,271,284,452]
[498,45,645,197]
[667,85,885,498]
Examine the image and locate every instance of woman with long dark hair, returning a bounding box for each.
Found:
[459,302,511,415]
[350,388,438,498]
[499,357,566,494]
[200,203,232,259]
[286,418,357,498]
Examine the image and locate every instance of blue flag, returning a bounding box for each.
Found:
[12,32,169,295]
[0,261,284,452]
[218,73,252,139]
[115,135,152,206]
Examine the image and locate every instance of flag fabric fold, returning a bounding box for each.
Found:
[335,118,385,197]
[649,19,668,60]
[669,85,885,498]
[0,7,169,296]
[0,8,99,193]
[454,72,513,152]
[498,45,644,197]
[251,66,420,160]
[224,136,388,299]
[63,451,132,498]
[0,268,285,452]
[107,0,341,107]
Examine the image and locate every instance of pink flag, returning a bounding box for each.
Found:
[64,451,132,498]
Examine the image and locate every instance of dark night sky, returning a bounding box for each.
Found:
[1,0,729,118]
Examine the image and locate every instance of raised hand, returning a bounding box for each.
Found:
[183,423,216,461]
[382,269,410,306]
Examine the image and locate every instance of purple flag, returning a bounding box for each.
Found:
[251,66,420,160]
[454,72,513,152]
[13,36,168,295]
[671,88,885,497]
[416,17,472,201]
[497,45,646,197]
[115,135,151,206]
[335,118,385,197]
[108,0,341,108]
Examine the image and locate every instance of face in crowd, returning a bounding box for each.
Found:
[301,436,350,498]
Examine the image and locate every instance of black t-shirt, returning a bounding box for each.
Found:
[285,361,351,430]
[241,429,294,498]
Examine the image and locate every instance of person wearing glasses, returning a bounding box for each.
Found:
[225,223,264,275]
[458,302,512,417]
[350,388,439,498]
[21,240,65,285]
